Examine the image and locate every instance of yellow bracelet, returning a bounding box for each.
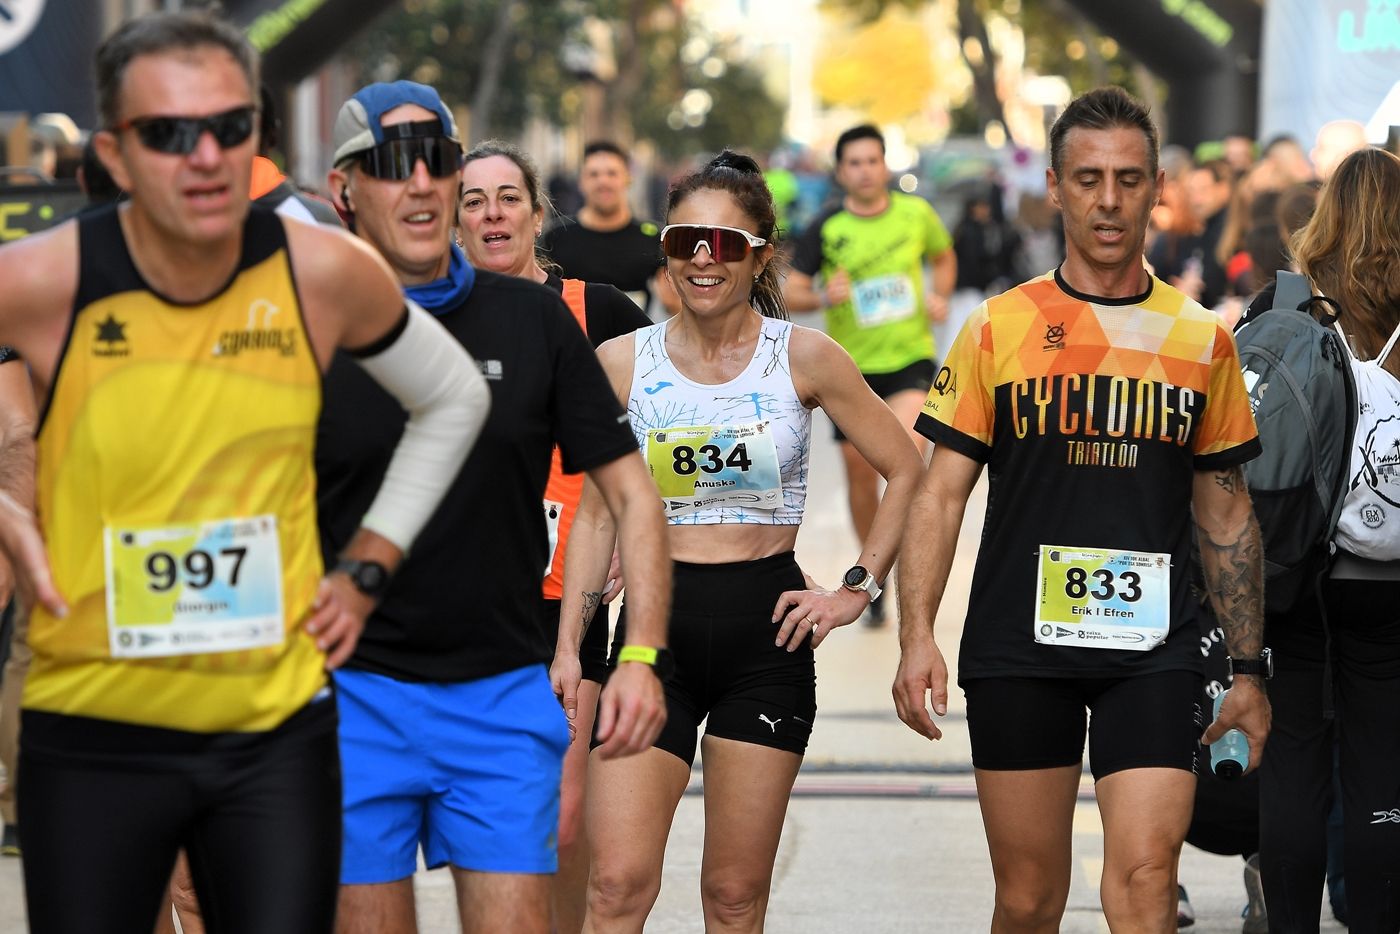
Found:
[617,645,659,666]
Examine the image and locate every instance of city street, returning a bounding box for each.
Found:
[0,313,1343,932]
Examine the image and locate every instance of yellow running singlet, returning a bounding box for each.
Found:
[24,205,327,733]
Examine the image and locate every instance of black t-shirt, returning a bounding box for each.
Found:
[545,274,652,347]
[539,217,663,310]
[917,270,1261,682]
[316,269,638,682]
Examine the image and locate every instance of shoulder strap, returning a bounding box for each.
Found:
[1375,319,1400,367]
[561,278,588,336]
[1274,270,1312,312]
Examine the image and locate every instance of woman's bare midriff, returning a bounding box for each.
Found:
[666,523,800,565]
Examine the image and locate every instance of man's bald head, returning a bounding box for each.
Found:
[1312,120,1368,182]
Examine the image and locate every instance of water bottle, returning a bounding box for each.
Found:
[1210,689,1250,779]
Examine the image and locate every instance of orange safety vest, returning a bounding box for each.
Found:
[542,279,589,600]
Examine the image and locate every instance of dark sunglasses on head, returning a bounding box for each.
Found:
[659,224,768,262]
[357,136,464,181]
[110,105,258,155]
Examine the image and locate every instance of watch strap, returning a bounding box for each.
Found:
[618,645,660,666]
[842,565,882,602]
[1230,649,1273,679]
[333,558,389,597]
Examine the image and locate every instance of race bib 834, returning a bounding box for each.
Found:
[645,422,782,516]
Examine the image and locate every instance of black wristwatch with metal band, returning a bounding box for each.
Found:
[334,558,392,599]
[1227,647,1273,681]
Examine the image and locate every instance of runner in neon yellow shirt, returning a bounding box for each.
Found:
[784,124,956,625]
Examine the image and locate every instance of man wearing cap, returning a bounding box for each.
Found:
[317,81,672,934]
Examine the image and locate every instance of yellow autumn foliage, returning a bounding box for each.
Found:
[814,6,942,124]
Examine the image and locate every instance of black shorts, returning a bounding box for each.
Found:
[19,696,341,934]
[600,551,816,764]
[542,597,610,685]
[832,358,935,441]
[964,670,1202,780]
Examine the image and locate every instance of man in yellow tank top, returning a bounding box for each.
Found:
[0,12,489,933]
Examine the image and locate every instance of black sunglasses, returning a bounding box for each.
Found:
[357,136,463,180]
[356,120,464,182]
[110,105,258,155]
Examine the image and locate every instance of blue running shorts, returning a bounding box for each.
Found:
[334,665,570,883]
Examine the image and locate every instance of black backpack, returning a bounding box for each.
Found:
[1233,271,1357,613]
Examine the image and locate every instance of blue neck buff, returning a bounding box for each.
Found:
[404,243,475,313]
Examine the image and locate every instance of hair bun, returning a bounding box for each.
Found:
[709,149,762,176]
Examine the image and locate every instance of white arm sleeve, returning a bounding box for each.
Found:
[352,299,491,552]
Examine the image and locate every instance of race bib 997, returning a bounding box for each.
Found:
[104,515,285,658]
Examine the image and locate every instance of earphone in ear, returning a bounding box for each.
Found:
[340,189,351,211]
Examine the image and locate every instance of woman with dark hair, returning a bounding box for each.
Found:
[456,139,652,934]
[1257,146,1400,933]
[555,151,922,931]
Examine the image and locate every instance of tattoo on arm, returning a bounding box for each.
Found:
[1198,511,1265,659]
[579,590,603,636]
[1214,469,1239,495]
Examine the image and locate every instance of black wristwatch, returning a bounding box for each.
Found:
[617,644,676,681]
[334,559,391,599]
[1227,648,1273,681]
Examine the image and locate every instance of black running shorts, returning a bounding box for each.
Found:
[599,551,817,764]
[542,596,610,685]
[19,695,341,934]
[832,357,936,441]
[964,670,1202,780]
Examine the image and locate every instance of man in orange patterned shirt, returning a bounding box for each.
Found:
[893,87,1272,932]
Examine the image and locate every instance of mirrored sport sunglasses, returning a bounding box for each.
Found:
[659,224,768,262]
[110,105,258,155]
[357,136,464,180]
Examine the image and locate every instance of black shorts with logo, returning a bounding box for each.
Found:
[832,357,935,441]
[964,669,1202,780]
[599,552,816,764]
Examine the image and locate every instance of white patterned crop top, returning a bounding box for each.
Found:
[627,316,811,525]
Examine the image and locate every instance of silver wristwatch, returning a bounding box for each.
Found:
[841,565,882,602]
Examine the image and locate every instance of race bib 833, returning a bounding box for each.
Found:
[1034,545,1170,651]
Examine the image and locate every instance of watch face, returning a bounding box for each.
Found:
[653,648,677,681]
[843,566,869,588]
[354,562,388,593]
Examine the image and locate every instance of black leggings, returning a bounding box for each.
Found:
[1259,579,1400,934]
[19,698,341,934]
